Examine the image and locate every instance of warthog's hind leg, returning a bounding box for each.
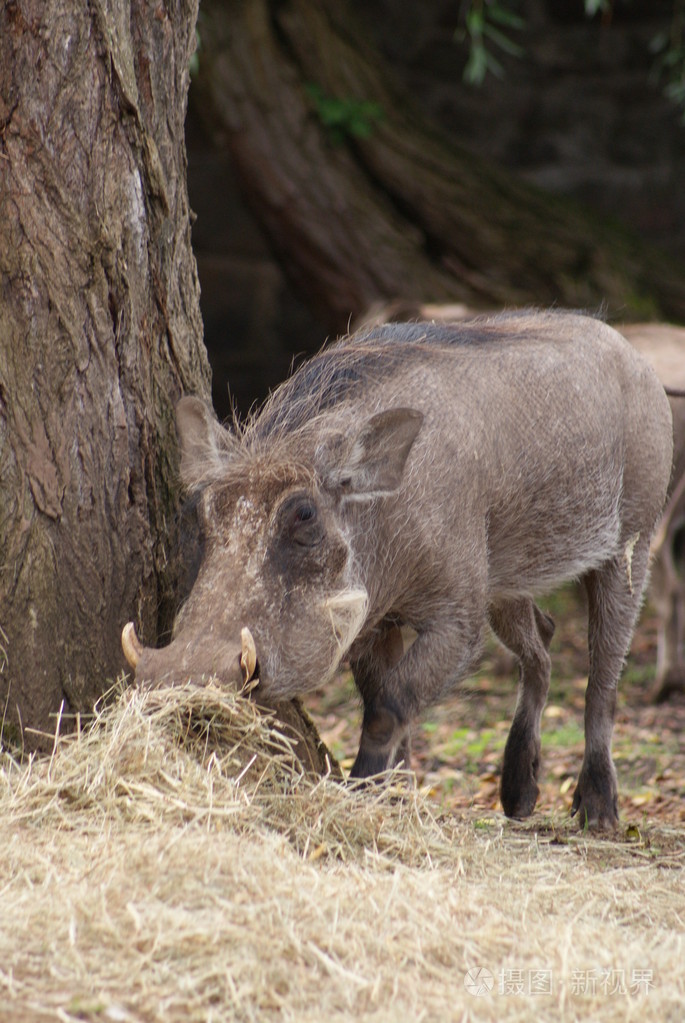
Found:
[573,537,651,829]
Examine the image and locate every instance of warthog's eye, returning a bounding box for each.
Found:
[279,494,324,548]
[294,503,315,523]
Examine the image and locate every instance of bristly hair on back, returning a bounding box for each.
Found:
[242,318,521,444]
[206,308,602,484]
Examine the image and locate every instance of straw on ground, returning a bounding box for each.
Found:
[1,681,683,1022]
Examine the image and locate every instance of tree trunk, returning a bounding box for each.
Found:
[0,0,211,745]
[193,0,685,334]
[0,0,336,774]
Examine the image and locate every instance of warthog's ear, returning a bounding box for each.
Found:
[176,396,231,488]
[323,407,424,500]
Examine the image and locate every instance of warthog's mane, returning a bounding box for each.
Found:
[245,316,533,439]
[206,311,587,486]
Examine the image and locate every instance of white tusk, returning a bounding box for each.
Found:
[121,621,144,669]
[240,626,257,683]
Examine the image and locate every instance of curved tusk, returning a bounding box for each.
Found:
[121,621,144,669]
[240,626,257,684]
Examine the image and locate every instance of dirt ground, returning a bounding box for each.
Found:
[306,586,685,832]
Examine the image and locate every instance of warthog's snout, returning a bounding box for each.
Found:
[121,622,259,691]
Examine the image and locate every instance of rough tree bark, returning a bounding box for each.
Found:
[193,0,685,334]
[0,0,336,772]
[0,0,212,744]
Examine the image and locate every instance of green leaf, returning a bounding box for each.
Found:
[649,31,669,55]
[484,49,505,79]
[483,22,525,58]
[488,5,526,30]
[464,44,489,85]
[466,7,485,36]
[304,84,384,143]
[665,80,685,103]
[584,0,610,16]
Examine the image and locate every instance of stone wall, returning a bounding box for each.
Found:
[369,0,685,257]
[186,0,685,417]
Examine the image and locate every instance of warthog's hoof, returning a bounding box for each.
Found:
[500,726,541,819]
[501,777,540,820]
[348,748,392,781]
[571,760,619,830]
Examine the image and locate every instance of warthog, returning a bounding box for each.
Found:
[123,310,673,828]
[621,323,685,700]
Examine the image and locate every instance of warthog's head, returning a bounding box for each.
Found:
[123,396,422,699]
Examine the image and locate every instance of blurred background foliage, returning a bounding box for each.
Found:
[187,0,685,417]
[457,0,685,122]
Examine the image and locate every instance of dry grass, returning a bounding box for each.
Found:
[1,682,683,1023]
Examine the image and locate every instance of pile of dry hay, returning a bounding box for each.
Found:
[1,682,683,1023]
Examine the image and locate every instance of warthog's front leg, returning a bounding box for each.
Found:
[348,622,408,778]
[489,599,555,819]
[349,607,486,780]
